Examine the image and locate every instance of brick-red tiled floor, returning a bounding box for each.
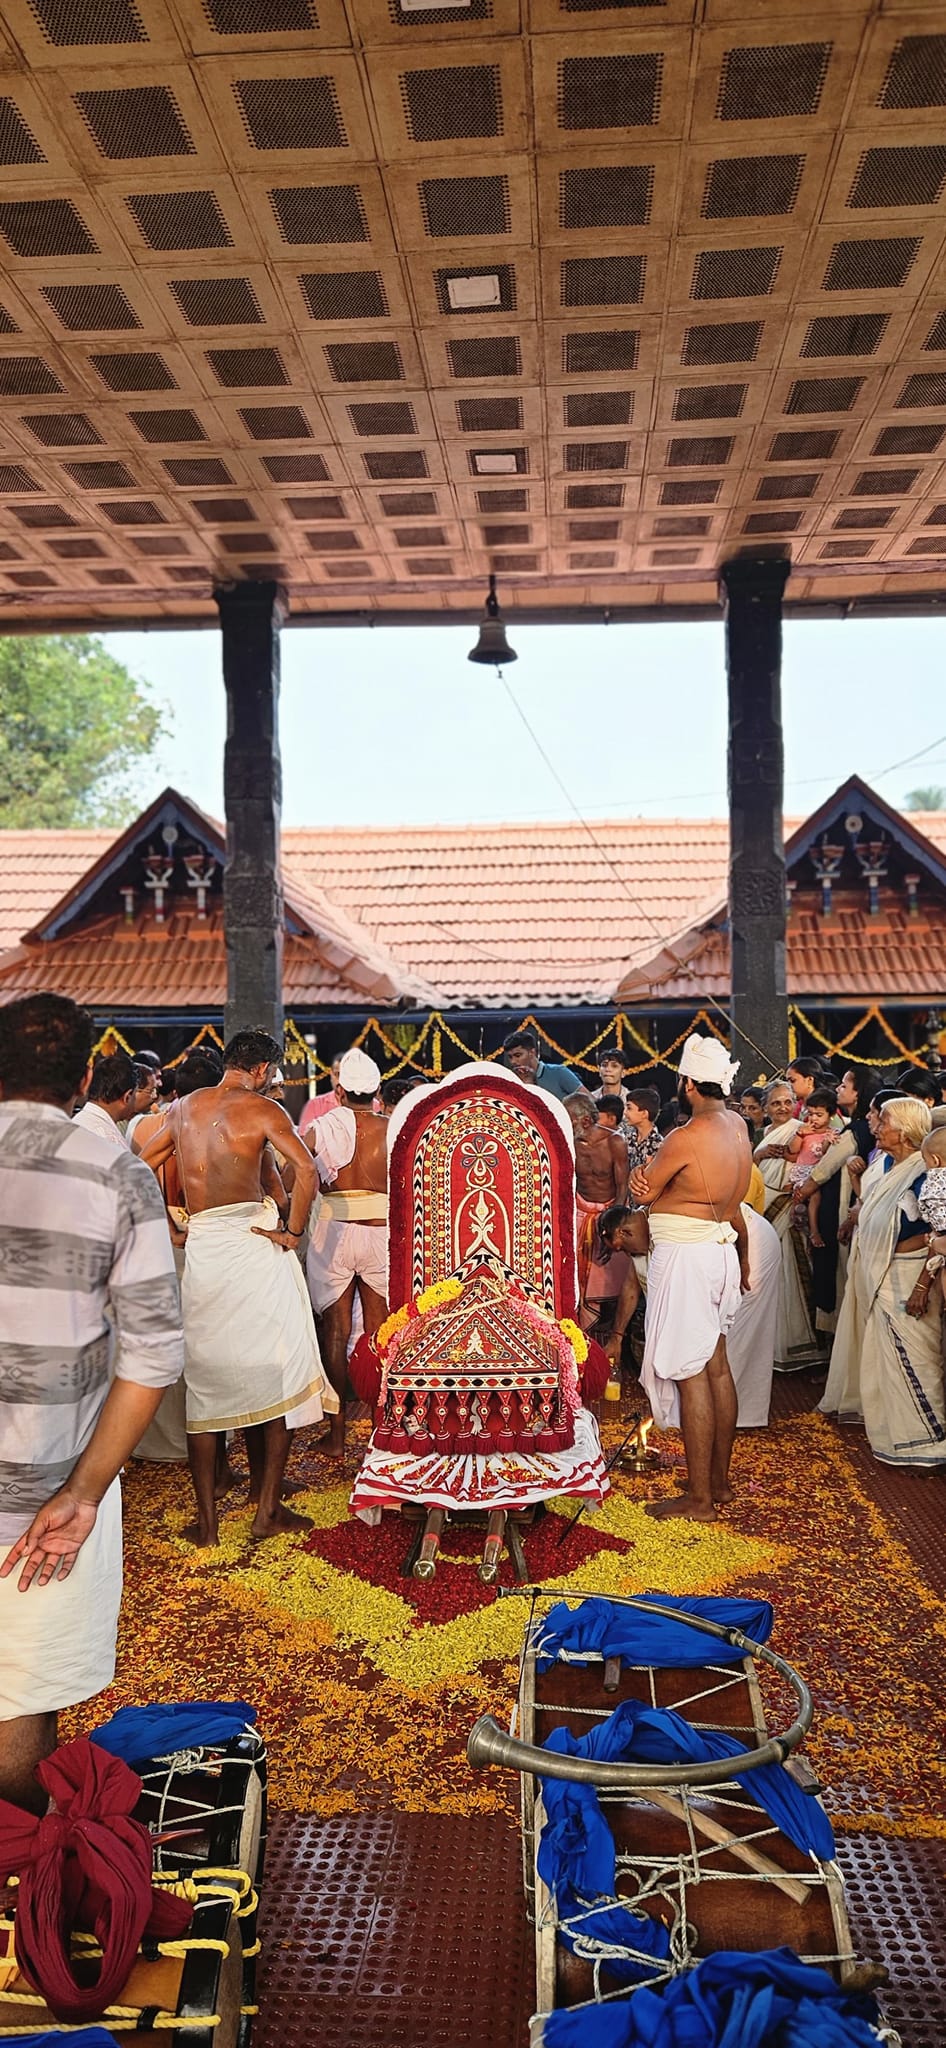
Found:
[254,1373,946,2048]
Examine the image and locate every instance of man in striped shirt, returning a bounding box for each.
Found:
[0,992,184,1812]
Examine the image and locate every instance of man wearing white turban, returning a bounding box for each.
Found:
[306,1047,389,1455]
[629,1033,752,1521]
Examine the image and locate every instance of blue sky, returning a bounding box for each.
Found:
[103,616,945,829]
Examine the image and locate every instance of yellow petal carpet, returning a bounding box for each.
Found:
[65,1410,946,1840]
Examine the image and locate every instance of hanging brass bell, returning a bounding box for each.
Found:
[468,573,517,666]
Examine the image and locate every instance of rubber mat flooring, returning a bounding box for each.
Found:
[254,1374,946,2048]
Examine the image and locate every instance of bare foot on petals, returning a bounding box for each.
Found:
[646,1494,718,1523]
[250,1504,314,1542]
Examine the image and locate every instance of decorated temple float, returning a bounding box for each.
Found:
[349,1065,609,1580]
[468,1590,889,2044]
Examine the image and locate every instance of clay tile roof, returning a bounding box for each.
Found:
[1,791,945,1012]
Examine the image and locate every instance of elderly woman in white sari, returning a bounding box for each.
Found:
[754,1080,821,1370]
[820,1096,945,1468]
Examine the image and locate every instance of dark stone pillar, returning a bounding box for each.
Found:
[719,556,790,1081]
[216,580,286,1043]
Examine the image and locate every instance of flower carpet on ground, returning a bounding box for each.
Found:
[66,1406,946,1838]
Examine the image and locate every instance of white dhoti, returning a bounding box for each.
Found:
[641,1215,742,1429]
[306,1193,388,1313]
[183,1198,337,1433]
[726,1206,779,1429]
[0,1479,122,1719]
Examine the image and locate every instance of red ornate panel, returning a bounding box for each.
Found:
[387,1064,578,1320]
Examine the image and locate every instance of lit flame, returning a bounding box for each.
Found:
[639,1416,653,1451]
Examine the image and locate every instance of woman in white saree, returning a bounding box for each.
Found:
[820,1096,946,1468]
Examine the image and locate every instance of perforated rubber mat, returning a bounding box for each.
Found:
[256,1815,946,2048]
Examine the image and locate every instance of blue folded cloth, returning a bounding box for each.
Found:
[91,1701,256,1768]
[534,1595,774,1673]
[541,1947,885,2046]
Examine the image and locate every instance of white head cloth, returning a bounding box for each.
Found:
[678,1033,740,1097]
[339,1047,381,1096]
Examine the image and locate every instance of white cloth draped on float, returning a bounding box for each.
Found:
[756,1119,820,1369]
[726,1206,779,1429]
[183,1197,337,1433]
[641,1214,742,1430]
[820,1153,946,1468]
[350,1405,607,1524]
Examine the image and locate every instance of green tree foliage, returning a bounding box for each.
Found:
[905,785,946,813]
[0,635,166,828]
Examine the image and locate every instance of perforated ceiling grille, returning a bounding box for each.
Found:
[127,191,233,251]
[716,43,830,122]
[447,337,520,379]
[170,278,263,325]
[925,313,946,352]
[566,483,624,508]
[557,53,662,130]
[240,404,310,437]
[363,450,428,479]
[165,457,235,485]
[874,425,943,457]
[42,284,139,332]
[769,429,838,461]
[130,408,208,442]
[896,372,946,409]
[565,391,632,426]
[673,384,745,421]
[91,351,177,392]
[477,488,528,512]
[22,413,101,445]
[75,88,196,160]
[64,461,136,489]
[564,330,639,374]
[849,146,946,210]
[0,98,44,167]
[28,1,147,41]
[691,246,780,300]
[401,67,501,143]
[234,77,346,152]
[207,346,289,387]
[559,165,653,229]
[0,357,61,395]
[420,176,509,239]
[852,468,919,496]
[802,313,887,358]
[565,440,628,471]
[300,273,388,322]
[0,198,96,256]
[823,237,920,292]
[326,342,403,383]
[271,186,368,243]
[261,453,328,481]
[879,37,946,113]
[561,256,644,307]
[457,396,521,432]
[203,2,316,28]
[786,376,862,414]
[702,155,803,220]
[682,321,762,366]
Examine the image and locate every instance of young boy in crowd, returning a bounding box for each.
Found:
[787,1086,837,1248]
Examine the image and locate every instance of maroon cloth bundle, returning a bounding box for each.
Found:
[0,1737,192,2022]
